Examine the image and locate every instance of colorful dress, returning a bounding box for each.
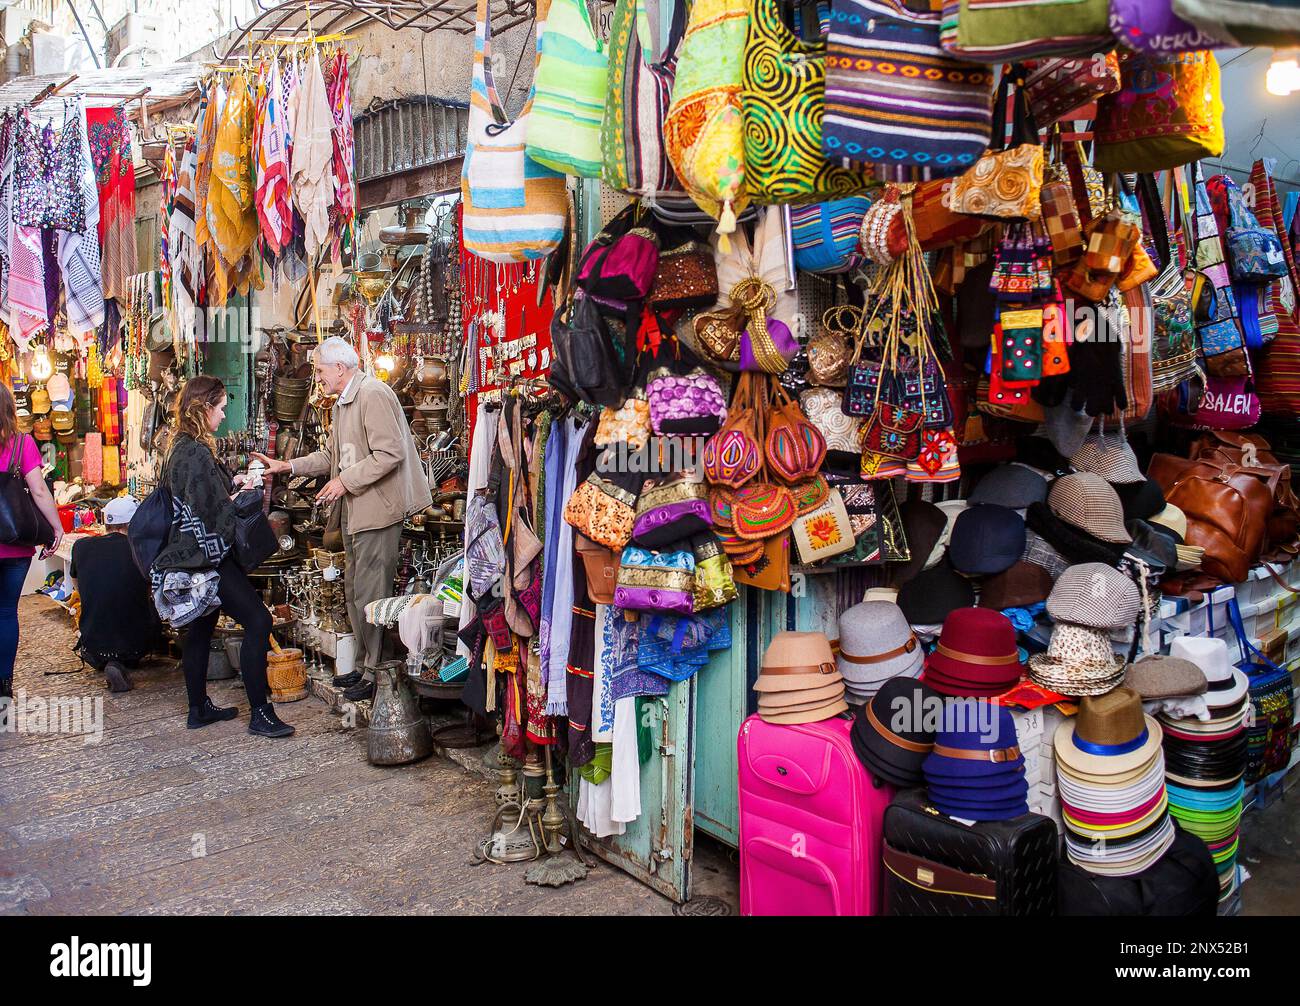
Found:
[86,105,138,302]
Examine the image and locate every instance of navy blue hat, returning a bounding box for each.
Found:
[948,504,1026,576]
[923,702,1027,782]
[927,778,1030,803]
[969,465,1049,510]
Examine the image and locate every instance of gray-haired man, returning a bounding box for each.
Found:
[255,337,432,700]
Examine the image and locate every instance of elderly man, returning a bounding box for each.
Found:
[255,337,432,701]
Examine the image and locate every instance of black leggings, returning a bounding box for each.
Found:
[180,558,272,708]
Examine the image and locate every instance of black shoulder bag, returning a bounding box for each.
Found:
[0,435,54,548]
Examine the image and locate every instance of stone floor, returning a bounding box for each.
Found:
[2,595,1295,916]
[0,596,697,916]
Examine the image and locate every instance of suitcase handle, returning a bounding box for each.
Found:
[883,842,997,900]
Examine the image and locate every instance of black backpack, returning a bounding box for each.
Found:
[127,484,174,578]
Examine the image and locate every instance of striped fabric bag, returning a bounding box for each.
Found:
[1251,159,1300,416]
[461,0,567,262]
[822,0,994,178]
[527,0,609,177]
[941,0,1112,62]
[790,197,870,273]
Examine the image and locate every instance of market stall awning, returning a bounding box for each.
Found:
[0,62,206,121]
[218,0,537,61]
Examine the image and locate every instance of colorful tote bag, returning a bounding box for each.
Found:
[822,0,994,177]
[663,0,752,238]
[1093,50,1224,174]
[1251,159,1300,416]
[1023,53,1122,125]
[1191,161,1248,376]
[527,0,609,177]
[790,197,870,272]
[944,0,1112,62]
[461,0,567,262]
[1109,0,1230,52]
[741,0,878,205]
[602,0,685,197]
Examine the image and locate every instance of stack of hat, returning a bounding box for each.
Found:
[923,702,1029,820]
[1161,637,1250,901]
[897,562,976,628]
[1147,503,1206,571]
[753,632,848,725]
[850,676,940,788]
[1070,433,1144,486]
[922,607,1024,697]
[969,464,1049,512]
[837,601,923,704]
[1027,564,1138,696]
[1054,687,1176,876]
[894,498,948,585]
[1127,654,1209,720]
[948,504,1026,577]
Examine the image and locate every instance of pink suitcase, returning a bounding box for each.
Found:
[738,714,892,916]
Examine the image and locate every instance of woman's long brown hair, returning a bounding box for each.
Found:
[0,383,16,459]
[168,375,226,458]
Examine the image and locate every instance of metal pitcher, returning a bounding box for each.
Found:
[207,638,236,680]
[367,661,433,766]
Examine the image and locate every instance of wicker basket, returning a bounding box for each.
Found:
[267,645,309,702]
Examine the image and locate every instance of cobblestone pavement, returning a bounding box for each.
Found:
[0,596,679,916]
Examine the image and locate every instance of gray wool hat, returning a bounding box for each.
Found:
[1127,655,1208,700]
[837,600,924,685]
[1045,563,1142,630]
[1070,433,1145,485]
[969,464,1049,509]
[1040,402,1094,459]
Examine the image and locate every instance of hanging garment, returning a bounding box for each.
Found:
[255,59,293,256]
[610,694,643,824]
[8,222,47,347]
[192,85,220,264]
[59,101,105,339]
[0,111,13,312]
[545,416,583,715]
[292,51,337,259]
[578,769,625,837]
[86,105,137,303]
[13,105,87,233]
[208,72,259,301]
[457,402,499,659]
[326,51,356,254]
[592,604,615,743]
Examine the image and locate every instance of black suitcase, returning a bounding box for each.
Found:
[883,788,1059,916]
[1058,826,1218,917]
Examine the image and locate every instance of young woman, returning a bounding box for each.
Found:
[155,376,293,737]
[0,383,63,700]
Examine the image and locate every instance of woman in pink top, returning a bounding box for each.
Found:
[0,383,63,699]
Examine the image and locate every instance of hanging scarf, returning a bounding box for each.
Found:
[326,50,355,259]
[0,111,13,315]
[291,50,335,259]
[208,72,259,302]
[86,105,137,303]
[255,59,293,256]
[59,100,104,340]
[8,221,47,348]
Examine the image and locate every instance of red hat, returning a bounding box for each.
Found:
[923,607,1023,697]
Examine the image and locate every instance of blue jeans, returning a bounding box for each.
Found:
[0,556,32,681]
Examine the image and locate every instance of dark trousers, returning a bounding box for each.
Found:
[181,558,272,708]
[0,556,31,681]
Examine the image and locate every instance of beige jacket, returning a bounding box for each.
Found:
[293,372,433,533]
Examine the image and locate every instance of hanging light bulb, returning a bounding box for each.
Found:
[30,344,53,382]
[1267,49,1300,96]
[374,346,396,382]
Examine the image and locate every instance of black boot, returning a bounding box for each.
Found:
[187,696,239,729]
[332,669,363,689]
[249,703,295,738]
[104,660,133,693]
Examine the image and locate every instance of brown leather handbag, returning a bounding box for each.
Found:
[1147,453,1276,584]
[1191,431,1300,557]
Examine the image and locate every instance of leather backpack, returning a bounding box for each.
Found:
[1147,453,1275,584]
[1191,431,1300,558]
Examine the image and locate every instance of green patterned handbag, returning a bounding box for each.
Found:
[741,0,877,205]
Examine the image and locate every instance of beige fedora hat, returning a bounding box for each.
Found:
[758,680,847,709]
[753,631,844,693]
[760,700,850,725]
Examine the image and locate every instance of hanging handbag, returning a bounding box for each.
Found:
[1093,50,1225,174]
[765,380,827,484]
[733,276,800,374]
[740,0,877,205]
[1190,162,1249,379]
[603,0,690,199]
[732,529,792,591]
[861,401,924,461]
[1109,0,1230,52]
[1224,177,1287,286]
[647,363,729,436]
[1251,158,1300,416]
[822,0,993,176]
[790,198,870,273]
[662,0,752,238]
[945,0,1111,62]
[800,385,863,456]
[703,371,763,488]
[564,473,638,550]
[1171,0,1300,45]
[526,0,609,177]
[691,531,738,611]
[824,477,885,565]
[0,435,53,548]
[694,304,745,364]
[807,304,857,388]
[550,294,636,407]
[615,544,696,614]
[1023,52,1121,125]
[633,473,713,548]
[1190,373,1262,431]
[858,188,909,267]
[595,394,653,450]
[461,0,567,263]
[649,238,719,311]
[1228,598,1298,783]
[912,177,993,251]
[576,533,619,604]
[947,72,1044,222]
[711,206,801,372]
[1141,171,1201,393]
[791,486,856,564]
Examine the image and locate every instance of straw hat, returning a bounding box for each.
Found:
[1053,688,1164,777]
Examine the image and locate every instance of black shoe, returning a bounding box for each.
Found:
[187,696,239,729]
[249,703,295,738]
[343,679,374,702]
[104,661,133,693]
[332,669,363,689]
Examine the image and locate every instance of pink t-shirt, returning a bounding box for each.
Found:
[0,434,43,559]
